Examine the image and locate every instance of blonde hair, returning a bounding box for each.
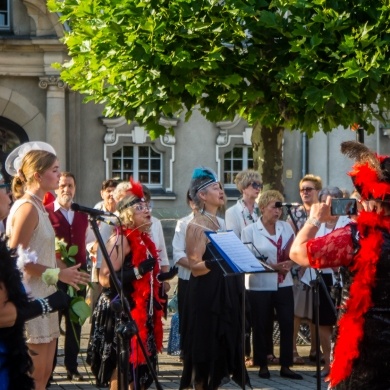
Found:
[258,190,284,209]
[118,203,137,227]
[299,174,322,190]
[234,169,262,193]
[12,150,57,199]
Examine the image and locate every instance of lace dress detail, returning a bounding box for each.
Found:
[6,199,59,344]
[307,225,355,269]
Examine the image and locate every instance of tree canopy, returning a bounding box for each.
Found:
[50,0,390,138]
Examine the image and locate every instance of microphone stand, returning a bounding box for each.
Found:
[88,216,162,390]
[284,205,336,390]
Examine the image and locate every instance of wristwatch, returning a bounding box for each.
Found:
[306,217,321,228]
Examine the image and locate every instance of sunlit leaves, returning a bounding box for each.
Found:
[49,0,390,137]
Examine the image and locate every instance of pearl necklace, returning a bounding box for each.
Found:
[202,210,221,231]
[25,190,46,213]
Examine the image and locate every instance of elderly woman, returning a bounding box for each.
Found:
[300,187,351,378]
[87,179,163,390]
[241,190,302,380]
[225,169,262,238]
[225,170,274,366]
[290,141,390,389]
[179,167,249,390]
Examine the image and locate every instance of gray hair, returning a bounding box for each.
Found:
[318,186,343,200]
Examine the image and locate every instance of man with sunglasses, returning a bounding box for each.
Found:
[287,174,322,365]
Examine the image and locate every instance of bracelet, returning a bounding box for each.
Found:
[306,217,321,228]
[134,267,142,280]
[36,298,46,317]
[42,298,53,314]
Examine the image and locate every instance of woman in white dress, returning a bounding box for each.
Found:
[5,142,89,390]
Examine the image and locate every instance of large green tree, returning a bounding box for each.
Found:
[50,0,390,191]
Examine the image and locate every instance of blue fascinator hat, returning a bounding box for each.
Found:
[190,166,219,195]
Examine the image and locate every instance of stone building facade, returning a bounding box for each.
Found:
[1,0,390,225]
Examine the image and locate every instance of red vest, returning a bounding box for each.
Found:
[45,202,89,266]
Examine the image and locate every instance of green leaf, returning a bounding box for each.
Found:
[68,245,79,256]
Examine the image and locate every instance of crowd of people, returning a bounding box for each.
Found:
[1,139,390,390]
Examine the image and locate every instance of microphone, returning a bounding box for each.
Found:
[96,216,117,226]
[71,203,113,217]
[275,202,301,208]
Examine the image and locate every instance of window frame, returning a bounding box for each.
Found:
[223,145,254,189]
[111,144,163,188]
[0,0,10,31]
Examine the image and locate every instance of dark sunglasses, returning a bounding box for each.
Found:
[300,187,315,193]
[250,182,263,190]
[0,183,11,194]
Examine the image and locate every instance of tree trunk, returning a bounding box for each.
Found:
[251,121,284,193]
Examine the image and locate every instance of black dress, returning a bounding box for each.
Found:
[0,236,34,390]
[179,242,249,389]
[86,253,158,388]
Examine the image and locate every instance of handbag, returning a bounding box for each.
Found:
[168,287,178,313]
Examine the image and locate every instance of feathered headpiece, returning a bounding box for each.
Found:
[190,166,219,194]
[341,141,390,200]
[116,177,145,212]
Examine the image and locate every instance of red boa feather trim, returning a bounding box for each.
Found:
[329,211,390,386]
[122,228,163,366]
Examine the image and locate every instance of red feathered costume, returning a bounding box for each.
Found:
[86,178,163,389]
[306,142,390,390]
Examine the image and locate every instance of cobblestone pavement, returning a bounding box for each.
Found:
[48,316,327,390]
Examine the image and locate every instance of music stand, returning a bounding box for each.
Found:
[285,205,337,389]
[88,216,162,390]
[205,230,276,390]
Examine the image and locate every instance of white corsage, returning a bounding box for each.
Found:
[42,268,60,286]
[16,245,38,274]
[16,245,38,294]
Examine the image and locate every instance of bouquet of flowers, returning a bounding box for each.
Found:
[41,238,91,325]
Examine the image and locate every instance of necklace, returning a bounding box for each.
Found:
[202,210,221,231]
[25,190,46,213]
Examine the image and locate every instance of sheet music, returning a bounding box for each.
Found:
[206,230,266,273]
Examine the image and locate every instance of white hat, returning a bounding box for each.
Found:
[5,141,56,176]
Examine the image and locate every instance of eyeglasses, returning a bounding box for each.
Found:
[250,182,263,190]
[0,183,11,194]
[300,187,315,193]
[132,204,151,213]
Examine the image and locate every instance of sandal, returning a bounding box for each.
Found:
[267,354,280,365]
[293,351,305,365]
[245,357,254,367]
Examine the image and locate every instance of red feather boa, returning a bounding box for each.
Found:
[122,228,163,366]
[330,211,390,387]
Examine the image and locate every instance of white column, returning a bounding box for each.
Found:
[39,76,66,168]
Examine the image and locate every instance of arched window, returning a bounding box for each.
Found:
[0,117,29,181]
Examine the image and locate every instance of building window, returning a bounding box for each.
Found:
[112,145,162,187]
[0,0,10,30]
[223,146,253,186]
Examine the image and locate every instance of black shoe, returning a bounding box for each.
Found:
[258,366,270,379]
[280,367,303,380]
[66,370,84,381]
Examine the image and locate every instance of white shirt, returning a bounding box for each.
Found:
[172,213,194,281]
[241,219,295,291]
[54,199,74,225]
[225,200,259,239]
[150,216,169,267]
